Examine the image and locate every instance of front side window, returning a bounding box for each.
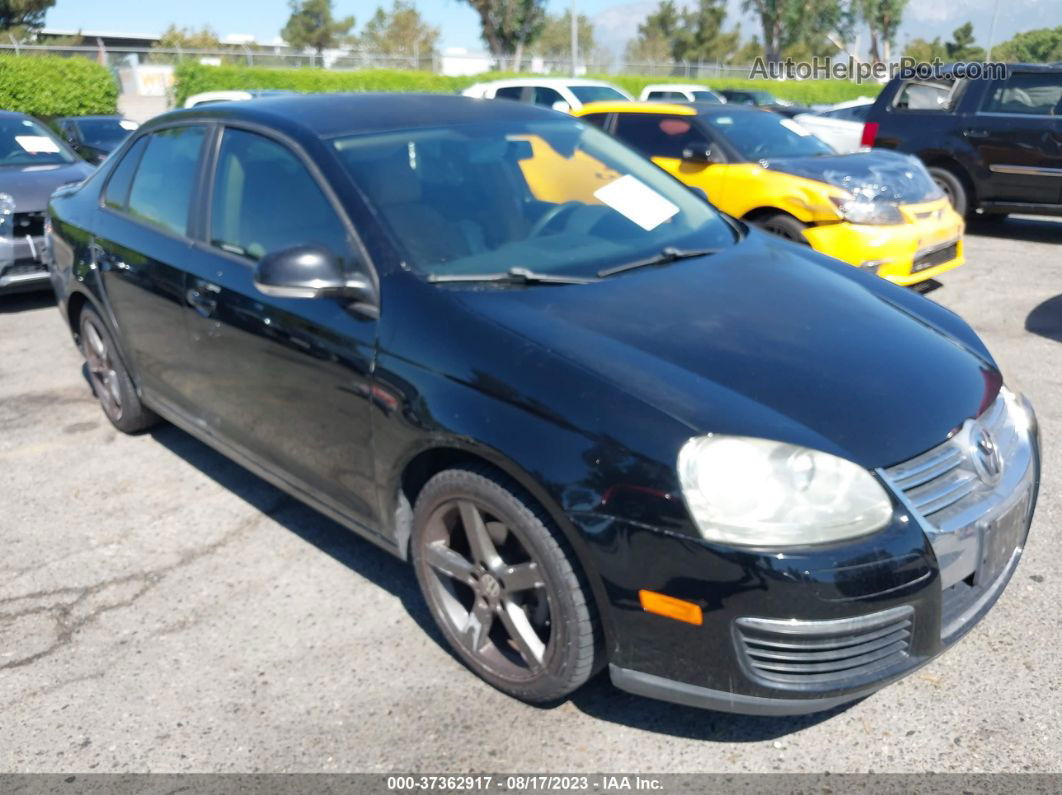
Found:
[613,114,707,159]
[210,127,349,264]
[982,73,1062,116]
[333,118,736,279]
[700,112,833,160]
[533,87,565,107]
[126,126,207,236]
[494,86,526,101]
[0,115,77,167]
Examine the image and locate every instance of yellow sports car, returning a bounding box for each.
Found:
[573,101,964,286]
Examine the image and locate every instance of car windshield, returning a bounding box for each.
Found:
[74,118,136,148]
[702,111,833,160]
[0,116,76,166]
[568,85,628,103]
[334,118,736,279]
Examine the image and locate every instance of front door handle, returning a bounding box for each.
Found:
[186,284,219,318]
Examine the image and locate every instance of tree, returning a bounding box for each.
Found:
[624,30,671,62]
[624,1,682,62]
[945,22,984,61]
[991,25,1062,63]
[462,0,547,61]
[859,0,907,63]
[155,24,222,50]
[903,36,946,63]
[741,0,843,65]
[282,0,355,57]
[674,0,740,63]
[361,1,439,57]
[532,10,593,60]
[731,35,764,65]
[0,0,54,31]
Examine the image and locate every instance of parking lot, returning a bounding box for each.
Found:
[1,216,1061,774]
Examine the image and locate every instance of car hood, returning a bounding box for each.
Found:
[0,162,95,212]
[454,231,997,469]
[762,150,942,203]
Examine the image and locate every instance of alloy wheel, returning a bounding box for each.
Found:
[420,498,553,680]
[82,317,123,421]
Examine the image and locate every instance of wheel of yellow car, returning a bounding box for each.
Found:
[928,166,970,218]
[756,212,809,245]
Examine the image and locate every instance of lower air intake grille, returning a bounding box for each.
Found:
[734,606,914,689]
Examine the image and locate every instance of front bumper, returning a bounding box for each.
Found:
[578,392,1038,716]
[0,234,50,294]
[802,200,965,286]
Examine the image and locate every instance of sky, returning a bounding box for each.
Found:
[44,0,1060,58]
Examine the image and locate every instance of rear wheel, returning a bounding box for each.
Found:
[928,166,970,218]
[756,212,809,244]
[411,466,599,703]
[79,306,159,433]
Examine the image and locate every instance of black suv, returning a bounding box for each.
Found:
[863,64,1062,218]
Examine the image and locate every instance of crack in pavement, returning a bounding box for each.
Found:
[0,496,292,673]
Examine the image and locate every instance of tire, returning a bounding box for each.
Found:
[928,166,970,218]
[755,212,809,244]
[411,465,599,703]
[79,306,160,433]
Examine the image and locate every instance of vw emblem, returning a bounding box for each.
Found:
[970,424,1003,486]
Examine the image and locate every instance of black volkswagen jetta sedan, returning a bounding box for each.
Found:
[47,94,1039,715]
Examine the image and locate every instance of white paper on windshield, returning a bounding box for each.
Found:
[594,174,679,231]
[16,135,60,154]
[780,118,812,136]
[119,120,139,130]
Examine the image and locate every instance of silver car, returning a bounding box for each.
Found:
[0,110,93,294]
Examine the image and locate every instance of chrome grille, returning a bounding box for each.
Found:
[734,607,914,689]
[880,390,1035,638]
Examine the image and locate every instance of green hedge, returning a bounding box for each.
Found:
[0,55,118,117]
[174,61,879,107]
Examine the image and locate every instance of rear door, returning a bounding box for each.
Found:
[970,71,1062,204]
[92,123,209,415]
[180,124,381,529]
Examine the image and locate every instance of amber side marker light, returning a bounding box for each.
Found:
[638,589,703,625]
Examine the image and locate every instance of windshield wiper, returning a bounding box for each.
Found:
[597,246,721,278]
[427,267,597,285]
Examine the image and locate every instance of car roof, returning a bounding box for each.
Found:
[575,100,766,117]
[152,92,564,139]
[474,78,622,89]
[642,84,715,91]
[0,109,33,120]
[56,114,125,121]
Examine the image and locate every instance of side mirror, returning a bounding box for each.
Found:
[682,144,715,164]
[253,244,373,302]
[551,100,572,114]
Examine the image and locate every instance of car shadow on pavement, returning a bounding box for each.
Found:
[147,422,445,644]
[1025,294,1062,343]
[965,215,1062,244]
[149,421,853,741]
[0,290,54,313]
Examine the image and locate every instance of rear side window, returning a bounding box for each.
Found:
[613,114,706,159]
[103,136,148,210]
[209,127,349,264]
[893,79,961,112]
[982,73,1062,116]
[533,86,564,107]
[126,126,207,236]
[495,86,525,101]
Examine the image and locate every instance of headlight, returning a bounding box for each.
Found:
[0,192,14,216]
[830,195,904,225]
[677,435,893,546]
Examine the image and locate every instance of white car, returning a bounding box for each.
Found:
[792,98,875,153]
[183,89,295,108]
[638,83,725,103]
[461,79,632,113]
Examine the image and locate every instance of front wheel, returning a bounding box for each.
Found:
[411,466,599,703]
[928,166,970,218]
[755,212,809,244]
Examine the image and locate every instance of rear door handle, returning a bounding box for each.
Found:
[186,284,219,318]
[964,128,991,139]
